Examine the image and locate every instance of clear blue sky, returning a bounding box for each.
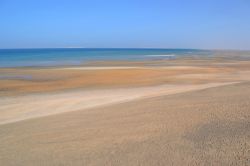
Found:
[0,0,250,49]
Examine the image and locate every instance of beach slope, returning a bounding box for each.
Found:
[0,82,250,165]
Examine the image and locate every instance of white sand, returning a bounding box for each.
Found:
[0,82,237,125]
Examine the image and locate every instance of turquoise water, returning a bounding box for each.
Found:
[0,48,212,68]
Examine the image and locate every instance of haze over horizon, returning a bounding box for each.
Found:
[1,0,250,50]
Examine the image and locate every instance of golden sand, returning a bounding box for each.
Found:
[0,55,250,165]
[1,58,250,95]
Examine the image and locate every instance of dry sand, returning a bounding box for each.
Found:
[0,82,250,165]
[0,82,237,125]
[1,55,250,165]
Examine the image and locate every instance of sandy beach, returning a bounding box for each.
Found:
[1,53,250,165]
[2,0,250,164]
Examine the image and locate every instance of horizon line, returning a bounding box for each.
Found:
[0,47,249,51]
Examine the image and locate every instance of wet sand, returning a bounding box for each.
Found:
[1,63,250,96]
[0,53,250,165]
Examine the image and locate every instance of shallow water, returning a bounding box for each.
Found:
[0,48,213,67]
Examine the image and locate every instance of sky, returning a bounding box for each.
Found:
[0,0,250,50]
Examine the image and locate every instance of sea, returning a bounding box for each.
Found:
[0,48,213,68]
